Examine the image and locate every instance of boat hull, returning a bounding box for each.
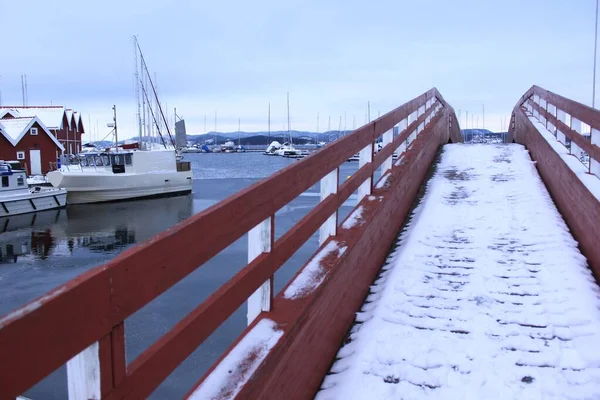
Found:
[47,170,193,204]
[0,189,67,217]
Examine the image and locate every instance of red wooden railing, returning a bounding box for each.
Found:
[0,88,460,399]
[509,85,600,281]
[509,85,600,176]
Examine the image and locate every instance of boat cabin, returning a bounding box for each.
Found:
[60,149,191,175]
[77,152,133,174]
[0,161,27,193]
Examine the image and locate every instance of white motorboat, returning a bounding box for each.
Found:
[47,148,192,204]
[275,143,302,157]
[264,141,281,155]
[221,140,236,153]
[0,161,67,217]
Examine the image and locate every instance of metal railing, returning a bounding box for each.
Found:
[0,88,459,399]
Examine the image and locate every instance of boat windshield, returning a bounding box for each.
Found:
[0,165,11,176]
[77,153,133,168]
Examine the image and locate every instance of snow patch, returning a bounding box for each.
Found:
[375,173,390,189]
[284,241,347,300]
[188,318,283,400]
[341,206,365,229]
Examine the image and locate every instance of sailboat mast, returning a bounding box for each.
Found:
[238,118,241,146]
[268,102,271,145]
[134,36,142,146]
[214,110,217,145]
[316,112,319,145]
[287,92,291,145]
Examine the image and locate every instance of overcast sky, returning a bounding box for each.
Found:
[1,0,596,139]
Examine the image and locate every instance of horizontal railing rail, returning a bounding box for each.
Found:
[514,85,600,178]
[0,88,459,399]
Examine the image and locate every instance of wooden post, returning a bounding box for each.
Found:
[67,342,101,400]
[247,217,273,324]
[557,109,567,145]
[358,142,373,202]
[570,117,583,161]
[546,103,557,135]
[532,95,540,119]
[319,169,338,244]
[539,98,547,126]
[591,128,600,176]
[381,128,393,174]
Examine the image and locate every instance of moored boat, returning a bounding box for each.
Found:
[0,161,67,217]
[47,148,192,204]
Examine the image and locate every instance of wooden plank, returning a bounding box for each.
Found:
[0,268,112,399]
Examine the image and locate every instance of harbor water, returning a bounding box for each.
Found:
[0,152,370,399]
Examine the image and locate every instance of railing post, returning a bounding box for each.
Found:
[247,217,273,324]
[381,128,393,173]
[67,323,125,399]
[532,95,540,119]
[319,169,338,244]
[592,128,600,177]
[67,342,101,399]
[547,103,557,135]
[557,109,567,145]
[570,117,583,161]
[539,98,547,126]
[358,142,373,202]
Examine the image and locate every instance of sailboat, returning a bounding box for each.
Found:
[236,118,245,152]
[264,102,281,156]
[275,92,302,157]
[47,37,193,204]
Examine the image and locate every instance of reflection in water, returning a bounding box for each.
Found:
[0,195,194,263]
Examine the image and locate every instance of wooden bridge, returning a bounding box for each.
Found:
[1,86,599,399]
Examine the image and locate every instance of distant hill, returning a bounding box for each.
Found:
[86,128,507,148]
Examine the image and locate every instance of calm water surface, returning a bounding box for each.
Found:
[0,152,370,399]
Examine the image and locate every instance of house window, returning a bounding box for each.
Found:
[16,151,25,160]
[30,127,38,136]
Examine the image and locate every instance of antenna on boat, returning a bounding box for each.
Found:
[106,105,118,152]
[287,92,291,145]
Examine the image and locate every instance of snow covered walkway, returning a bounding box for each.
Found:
[317,144,600,400]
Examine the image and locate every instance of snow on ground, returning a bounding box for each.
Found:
[317,144,600,400]
[526,113,600,201]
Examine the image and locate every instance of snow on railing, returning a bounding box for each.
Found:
[519,86,600,179]
[0,88,458,400]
